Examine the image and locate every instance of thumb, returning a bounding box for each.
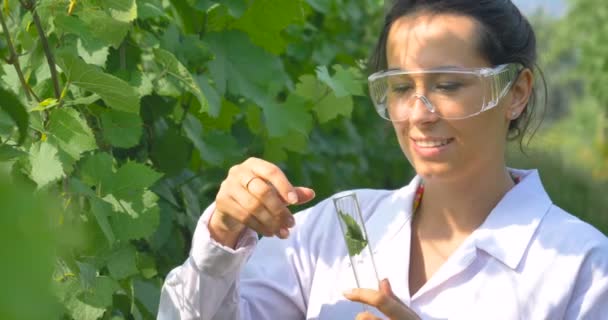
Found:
[379,279,397,299]
[293,187,315,205]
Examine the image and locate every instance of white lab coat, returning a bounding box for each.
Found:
[158,169,608,319]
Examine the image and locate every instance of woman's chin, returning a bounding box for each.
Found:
[412,162,457,181]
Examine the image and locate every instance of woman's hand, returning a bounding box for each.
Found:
[344,279,420,320]
[209,157,315,248]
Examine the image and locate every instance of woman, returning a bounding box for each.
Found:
[158,1,608,319]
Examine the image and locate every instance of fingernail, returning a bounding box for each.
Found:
[287,191,298,204]
[342,289,355,296]
[287,215,295,227]
[279,228,290,238]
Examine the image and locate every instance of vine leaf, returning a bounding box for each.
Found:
[56,51,140,114]
[153,48,211,115]
[338,210,368,256]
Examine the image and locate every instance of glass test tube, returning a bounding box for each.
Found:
[332,192,380,290]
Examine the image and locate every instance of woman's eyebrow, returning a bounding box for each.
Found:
[386,65,465,72]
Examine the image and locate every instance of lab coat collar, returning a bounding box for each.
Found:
[473,169,552,269]
[368,169,552,270]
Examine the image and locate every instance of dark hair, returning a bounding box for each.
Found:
[370,0,546,149]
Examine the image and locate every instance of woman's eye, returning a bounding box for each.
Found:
[391,84,413,93]
[435,82,463,91]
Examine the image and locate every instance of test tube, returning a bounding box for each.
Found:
[332,192,380,290]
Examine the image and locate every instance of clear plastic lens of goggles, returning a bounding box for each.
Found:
[368,64,520,121]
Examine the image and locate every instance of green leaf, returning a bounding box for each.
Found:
[79,152,116,193]
[206,3,234,32]
[294,75,353,123]
[77,261,97,291]
[136,253,157,279]
[233,0,308,54]
[63,94,103,107]
[53,14,110,66]
[0,145,27,161]
[100,109,143,148]
[78,6,131,48]
[56,51,140,114]
[106,0,138,22]
[107,245,139,279]
[312,91,353,123]
[133,279,160,316]
[90,197,116,245]
[64,298,105,320]
[80,276,120,308]
[199,97,240,131]
[316,65,365,97]
[106,191,160,241]
[68,177,98,198]
[263,139,287,162]
[183,114,241,166]
[268,130,309,154]
[263,94,312,137]
[137,0,166,20]
[30,98,60,112]
[47,108,97,162]
[77,39,110,67]
[0,87,28,144]
[196,75,221,118]
[153,48,211,115]
[28,141,64,188]
[150,124,192,175]
[246,103,263,134]
[338,211,368,256]
[106,161,162,197]
[205,30,290,104]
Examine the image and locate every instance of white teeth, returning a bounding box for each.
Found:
[414,139,450,148]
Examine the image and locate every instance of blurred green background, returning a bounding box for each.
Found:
[0,0,606,319]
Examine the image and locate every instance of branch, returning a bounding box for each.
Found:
[21,0,61,99]
[0,9,32,101]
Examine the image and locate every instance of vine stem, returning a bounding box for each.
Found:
[0,9,32,101]
[20,0,61,99]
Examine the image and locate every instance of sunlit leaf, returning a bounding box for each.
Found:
[47,107,97,161]
[153,48,210,115]
[28,141,65,188]
[56,51,140,114]
[263,94,312,137]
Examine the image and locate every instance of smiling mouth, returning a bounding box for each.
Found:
[412,138,454,148]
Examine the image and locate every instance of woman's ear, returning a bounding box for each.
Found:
[506,68,533,120]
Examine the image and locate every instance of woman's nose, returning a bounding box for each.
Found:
[409,94,439,124]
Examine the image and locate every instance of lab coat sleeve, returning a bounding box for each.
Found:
[564,242,608,319]
[157,202,316,320]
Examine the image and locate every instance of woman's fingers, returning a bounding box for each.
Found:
[294,186,316,205]
[344,279,420,320]
[218,180,277,237]
[212,157,316,241]
[355,311,382,320]
[244,157,299,204]
[247,178,295,229]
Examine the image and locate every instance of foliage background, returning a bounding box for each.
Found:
[0,0,605,319]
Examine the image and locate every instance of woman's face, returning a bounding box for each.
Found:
[386,13,522,182]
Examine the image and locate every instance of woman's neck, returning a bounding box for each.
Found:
[414,166,515,239]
